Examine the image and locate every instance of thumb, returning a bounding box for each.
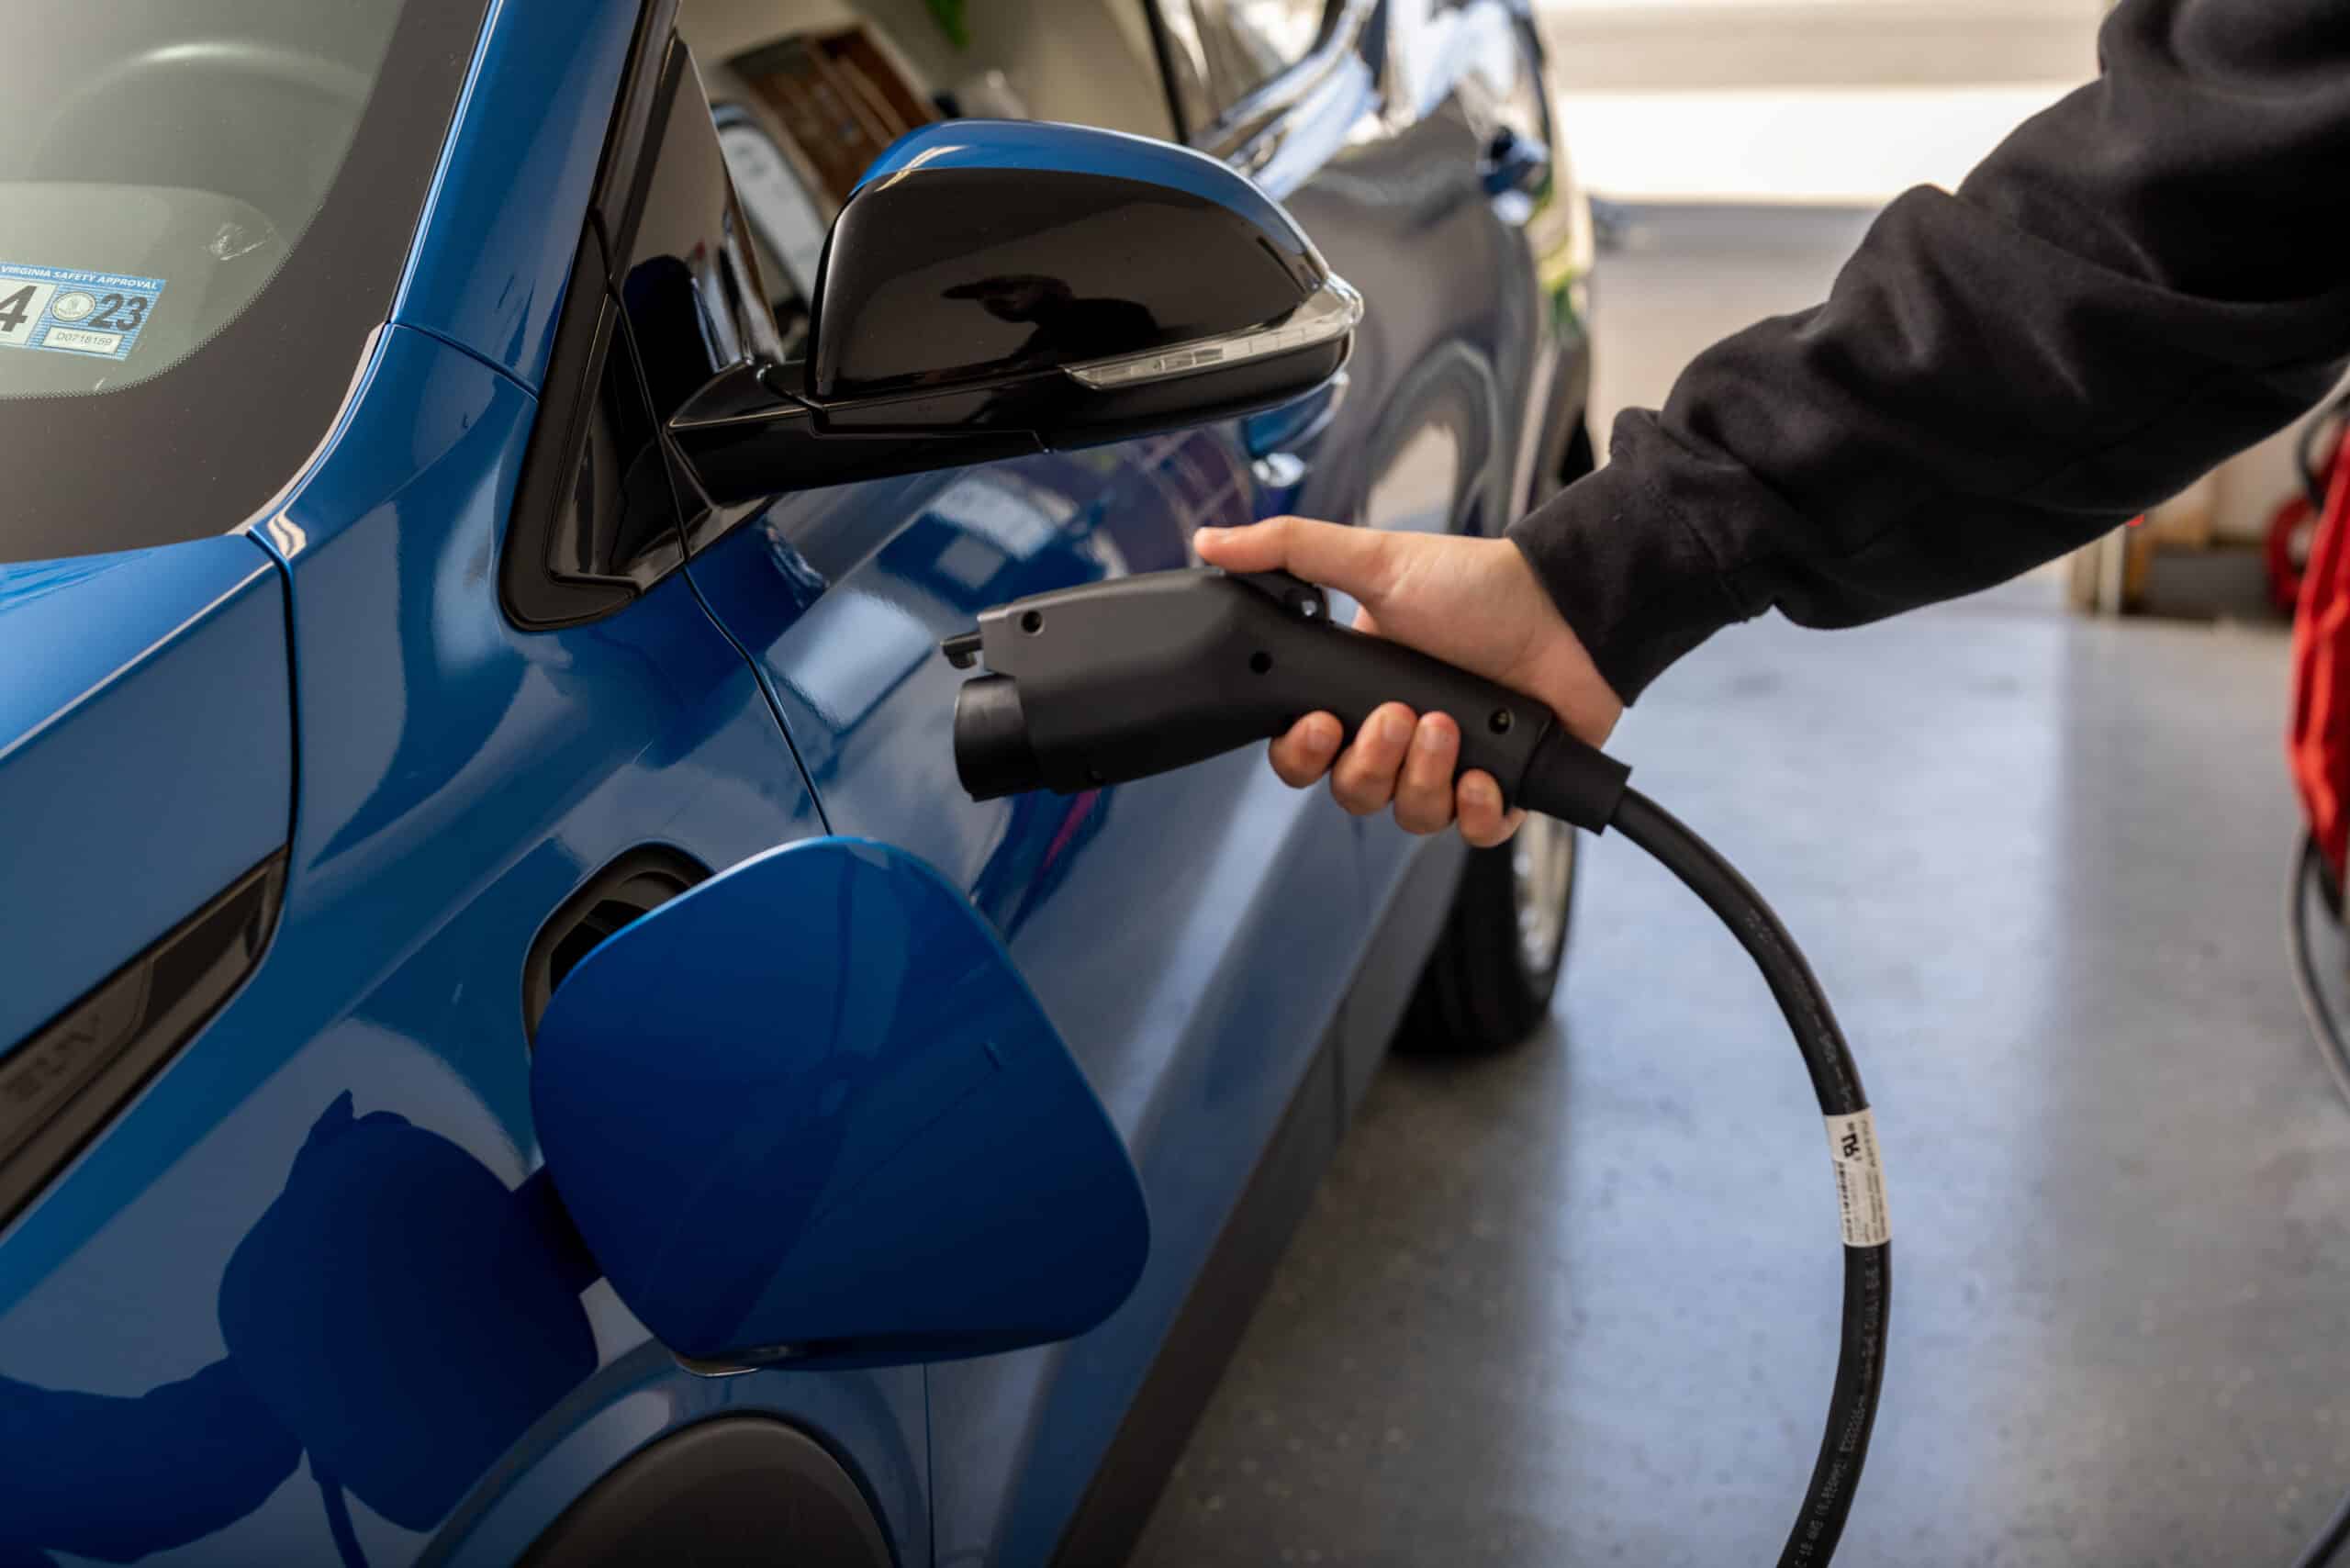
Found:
[1195,517,1399,606]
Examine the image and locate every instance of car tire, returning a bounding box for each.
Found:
[1395,811,1577,1055]
[1395,409,1594,1058]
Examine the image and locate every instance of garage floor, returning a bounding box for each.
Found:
[1130,207,2350,1565]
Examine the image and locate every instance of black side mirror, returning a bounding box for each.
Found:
[669,119,1360,502]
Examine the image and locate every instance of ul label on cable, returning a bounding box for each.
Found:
[1823,1109,1890,1248]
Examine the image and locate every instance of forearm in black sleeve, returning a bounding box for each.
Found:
[1509,0,2350,703]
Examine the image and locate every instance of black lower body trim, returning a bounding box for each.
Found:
[1050,838,1467,1566]
[1050,1019,1344,1568]
[0,852,284,1228]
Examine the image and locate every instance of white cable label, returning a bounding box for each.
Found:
[1823,1110,1890,1248]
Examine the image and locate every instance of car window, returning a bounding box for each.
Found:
[1154,0,1332,136]
[0,0,489,566]
[678,1,1178,354]
[506,28,782,626]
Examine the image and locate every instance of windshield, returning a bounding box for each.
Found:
[0,0,490,565]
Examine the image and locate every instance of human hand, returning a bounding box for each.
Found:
[1193,517,1622,846]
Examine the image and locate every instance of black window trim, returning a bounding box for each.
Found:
[498,0,689,632]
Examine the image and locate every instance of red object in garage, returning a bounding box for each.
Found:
[2288,417,2350,885]
[2271,488,2320,613]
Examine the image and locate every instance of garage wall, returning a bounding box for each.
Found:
[1537,0,2102,92]
[1543,0,2338,543]
[678,0,1172,141]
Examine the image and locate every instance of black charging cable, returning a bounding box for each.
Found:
[2290,834,2350,1114]
[2287,834,2350,1568]
[2298,392,2350,514]
[1542,758,1889,1567]
[946,566,1891,1563]
[2295,1478,2350,1568]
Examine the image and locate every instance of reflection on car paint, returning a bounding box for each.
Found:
[0,329,923,1563]
[688,431,1257,933]
[685,389,1384,1564]
[0,1095,597,1567]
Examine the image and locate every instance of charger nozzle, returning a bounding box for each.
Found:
[937,567,1628,829]
[952,673,1042,801]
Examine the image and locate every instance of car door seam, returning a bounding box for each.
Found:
[677,559,834,835]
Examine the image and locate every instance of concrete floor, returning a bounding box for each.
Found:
[1129,209,2350,1565]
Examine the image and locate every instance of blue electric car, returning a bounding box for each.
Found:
[0,1,1595,1562]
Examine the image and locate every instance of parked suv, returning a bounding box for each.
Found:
[0,1,1596,1562]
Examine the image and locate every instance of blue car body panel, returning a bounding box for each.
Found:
[686,439,1377,1560]
[0,324,922,1565]
[0,538,289,1052]
[0,0,1587,1562]
[532,834,1151,1368]
[679,15,1583,1553]
[390,0,638,390]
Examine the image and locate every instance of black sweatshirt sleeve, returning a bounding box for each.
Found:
[1508,0,2350,703]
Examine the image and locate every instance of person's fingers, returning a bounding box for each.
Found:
[1195,517,1403,607]
[1455,773,1524,847]
[1269,712,1342,788]
[1392,712,1460,834]
[1351,604,1381,638]
[1329,702,1416,814]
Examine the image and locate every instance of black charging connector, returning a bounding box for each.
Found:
[943,565,1889,1567]
[946,566,1631,828]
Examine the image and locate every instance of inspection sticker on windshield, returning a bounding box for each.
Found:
[0,263,165,361]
